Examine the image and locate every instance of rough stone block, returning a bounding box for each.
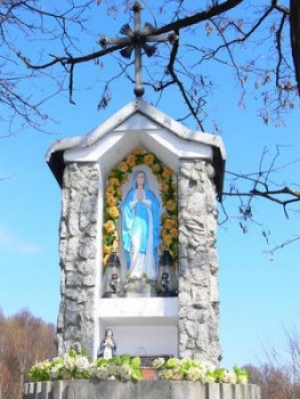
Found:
[114,380,131,399]
[23,383,34,399]
[220,383,234,399]
[234,384,245,399]
[178,333,188,345]
[186,338,196,350]
[65,271,82,286]
[206,382,220,399]
[90,380,115,399]
[178,292,189,306]
[64,310,81,326]
[186,321,197,338]
[52,381,65,399]
[172,381,205,399]
[131,381,170,399]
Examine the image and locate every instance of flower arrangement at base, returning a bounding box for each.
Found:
[152,357,250,384]
[103,148,178,267]
[28,351,142,382]
[28,352,250,385]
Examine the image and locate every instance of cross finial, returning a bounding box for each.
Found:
[99,1,178,98]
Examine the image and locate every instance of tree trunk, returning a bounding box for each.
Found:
[290,0,300,95]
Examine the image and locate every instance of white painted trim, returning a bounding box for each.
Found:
[46,100,226,165]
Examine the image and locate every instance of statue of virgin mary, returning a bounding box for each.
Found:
[120,170,160,280]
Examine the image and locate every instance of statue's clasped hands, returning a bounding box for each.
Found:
[137,189,144,201]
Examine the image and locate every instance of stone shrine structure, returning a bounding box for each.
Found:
[46,99,226,365]
[22,5,261,396]
[23,99,262,399]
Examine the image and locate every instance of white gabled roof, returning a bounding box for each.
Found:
[46,99,226,199]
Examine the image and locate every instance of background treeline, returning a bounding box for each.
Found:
[247,364,300,399]
[0,308,299,399]
[0,308,56,399]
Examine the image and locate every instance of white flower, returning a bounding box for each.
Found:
[153,358,165,368]
[222,370,237,384]
[119,365,132,381]
[185,367,203,382]
[178,358,191,366]
[37,360,51,371]
[159,369,173,380]
[74,356,90,371]
[170,367,184,381]
[49,366,60,380]
[94,366,109,380]
[63,354,75,370]
[107,364,117,376]
[202,361,216,373]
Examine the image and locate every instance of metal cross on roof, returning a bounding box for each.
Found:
[99,1,178,98]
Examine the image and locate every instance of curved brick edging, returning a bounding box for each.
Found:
[23,381,261,399]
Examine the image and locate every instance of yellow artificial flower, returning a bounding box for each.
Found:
[103,254,110,266]
[126,154,136,167]
[108,206,120,219]
[163,218,175,230]
[170,227,179,237]
[151,163,162,173]
[161,213,169,221]
[103,220,115,233]
[108,177,121,187]
[161,183,169,193]
[162,234,173,246]
[144,153,155,165]
[103,244,111,254]
[161,228,169,237]
[106,195,117,207]
[165,199,177,212]
[132,148,145,155]
[106,185,115,196]
[171,216,178,228]
[162,167,173,179]
[118,161,129,173]
[115,187,123,198]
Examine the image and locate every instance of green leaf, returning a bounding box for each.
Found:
[165,358,180,369]
[121,354,131,365]
[130,356,141,368]
[214,368,226,382]
[68,349,78,358]
[206,371,217,382]
[131,369,142,381]
[112,356,122,366]
[97,358,108,367]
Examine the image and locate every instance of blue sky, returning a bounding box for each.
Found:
[0,2,299,369]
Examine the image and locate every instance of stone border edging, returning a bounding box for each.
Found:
[23,380,260,399]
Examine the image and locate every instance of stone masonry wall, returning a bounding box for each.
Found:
[56,162,99,356]
[178,160,221,365]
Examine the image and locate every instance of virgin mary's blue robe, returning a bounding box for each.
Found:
[121,173,160,271]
